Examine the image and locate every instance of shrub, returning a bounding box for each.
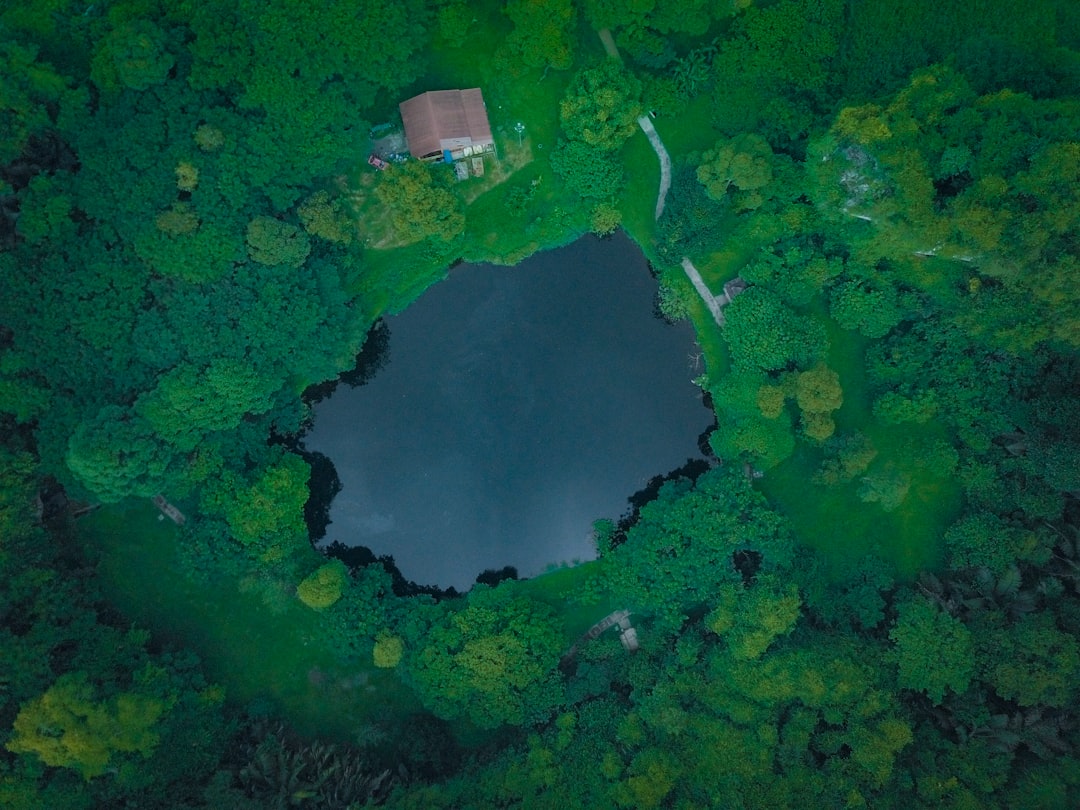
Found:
[296,560,348,610]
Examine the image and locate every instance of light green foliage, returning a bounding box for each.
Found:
[890,596,974,704]
[944,512,1035,574]
[829,279,905,338]
[154,202,199,236]
[297,190,354,244]
[435,1,474,47]
[136,360,279,451]
[756,383,786,419]
[405,592,565,729]
[848,716,914,788]
[741,245,842,307]
[872,389,939,426]
[697,133,777,212]
[559,60,643,152]
[373,634,405,668]
[503,0,576,71]
[589,202,622,236]
[137,212,247,284]
[6,673,166,779]
[296,560,349,611]
[614,747,678,809]
[221,452,310,559]
[709,371,797,469]
[822,65,1080,348]
[708,577,801,660]
[374,161,465,244]
[794,362,842,441]
[551,139,625,199]
[194,123,225,152]
[246,216,311,268]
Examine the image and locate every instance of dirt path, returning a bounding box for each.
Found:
[681,257,725,326]
[598,30,670,220]
[638,115,671,220]
[598,28,621,60]
[597,29,711,317]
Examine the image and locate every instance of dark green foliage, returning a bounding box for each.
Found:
[2,1,1080,807]
[722,288,828,372]
[607,465,795,626]
[655,165,730,262]
[236,721,394,809]
[0,446,231,804]
[550,139,625,200]
[501,0,576,72]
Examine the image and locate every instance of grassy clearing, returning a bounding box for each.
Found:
[760,439,959,579]
[758,313,960,578]
[619,130,662,246]
[80,501,421,742]
[653,93,720,159]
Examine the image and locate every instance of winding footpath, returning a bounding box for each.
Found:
[598,29,722,325]
[598,30,671,221]
[638,116,672,221]
[681,257,725,325]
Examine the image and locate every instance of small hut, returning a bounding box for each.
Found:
[399,88,494,162]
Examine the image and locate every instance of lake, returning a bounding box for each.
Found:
[303,233,712,590]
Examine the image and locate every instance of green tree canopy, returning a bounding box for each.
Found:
[559,60,643,151]
[6,672,167,780]
[374,161,465,244]
[296,560,349,611]
[503,0,577,71]
[890,595,975,704]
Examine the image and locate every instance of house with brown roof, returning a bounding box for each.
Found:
[399,88,495,162]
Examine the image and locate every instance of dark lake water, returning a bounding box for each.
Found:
[303,233,711,590]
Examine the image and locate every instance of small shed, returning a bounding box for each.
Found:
[399,88,494,162]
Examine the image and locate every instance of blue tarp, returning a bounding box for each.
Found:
[443,149,453,163]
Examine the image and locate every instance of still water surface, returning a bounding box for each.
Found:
[303,233,710,589]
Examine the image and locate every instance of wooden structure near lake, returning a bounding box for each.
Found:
[561,609,639,669]
[399,88,495,162]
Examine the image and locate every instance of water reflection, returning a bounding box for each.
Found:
[303,233,711,590]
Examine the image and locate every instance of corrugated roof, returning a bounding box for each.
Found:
[399,89,493,159]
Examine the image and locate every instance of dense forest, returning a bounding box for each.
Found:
[2,0,1079,807]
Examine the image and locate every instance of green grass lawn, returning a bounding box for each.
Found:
[80,501,422,743]
[758,313,962,579]
[619,129,662,245]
